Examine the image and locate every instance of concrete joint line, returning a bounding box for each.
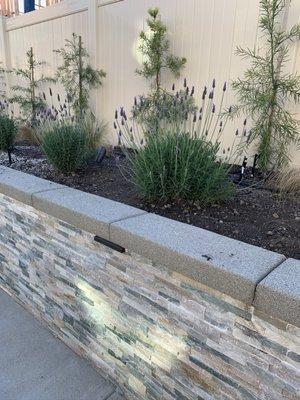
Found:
[251,256,287,307]
[108,211,148,241]
[30,187,66,207]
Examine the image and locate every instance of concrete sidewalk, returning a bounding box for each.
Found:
[0,289,123,400]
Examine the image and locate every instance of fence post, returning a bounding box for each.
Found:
[88,0,99,117]
[0,16,11,98]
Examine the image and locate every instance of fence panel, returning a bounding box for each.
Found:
[0,0,299,166]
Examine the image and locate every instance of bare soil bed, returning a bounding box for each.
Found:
[1,145,299,259]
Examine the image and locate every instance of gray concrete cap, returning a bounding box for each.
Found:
[32,186,146,239]
[0,166,63,206]
[110,213,286,304]
[254,258,300,327]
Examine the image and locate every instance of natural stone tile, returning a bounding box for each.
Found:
[0,193,298,400]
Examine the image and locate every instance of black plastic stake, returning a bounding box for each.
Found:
[251,154,259,177]
[94,236,125,253]
[238,156,248,183]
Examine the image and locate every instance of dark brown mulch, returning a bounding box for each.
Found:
[1,145,299,259]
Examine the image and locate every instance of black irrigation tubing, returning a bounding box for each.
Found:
[235,170,275,192]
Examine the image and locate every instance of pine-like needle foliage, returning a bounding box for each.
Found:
[9,47,54,125]
[54,33,106,119]
[134,8,189,132]
[137,7,187,94]
[230,0,300,171]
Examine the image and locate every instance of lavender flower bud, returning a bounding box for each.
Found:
[212,78,216,88]
[184,78,187,88]
[223,82,227,92]
[172,83,175,91]
[115,110,118,119]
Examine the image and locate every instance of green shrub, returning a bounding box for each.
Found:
[42,123,90,173]
[125,132,233,204]
[0,114,17,164]
[79,112,106,150]
[229,0,300,171]
[132,87,197,134]
[116,81,246,204]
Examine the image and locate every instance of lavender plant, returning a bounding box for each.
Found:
[54,33,106,118]
[229,0,300,171]
[0,114,17,164]
[35,89,106,151]
[115,81,248,204]
[9,47,54,126]
[42,122,91,174]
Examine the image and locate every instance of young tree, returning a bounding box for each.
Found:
[137,7,186,95]
[134,8,191,133]
[230,0,300,171]
[54,33,106,119]
[9,47,54,125]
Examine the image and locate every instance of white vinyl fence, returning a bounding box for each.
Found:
[0,0,300,166]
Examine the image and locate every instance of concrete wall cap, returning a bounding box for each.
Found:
[1,166,296,311]
[110,213,286,304]
[0,166,63,205]
[254,258,300,327]
[32,186,146,239]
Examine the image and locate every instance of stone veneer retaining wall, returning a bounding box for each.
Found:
[0,166,299,400]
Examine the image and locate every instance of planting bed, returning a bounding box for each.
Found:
[0,145,299,259]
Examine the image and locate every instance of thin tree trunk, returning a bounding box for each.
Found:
[78,35,83,119]
[29,47,36,124]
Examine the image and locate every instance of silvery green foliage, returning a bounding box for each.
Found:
[42,122,91,174]
[0,114,17,164]
[229,0,300,171]
[115,81,248,204]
